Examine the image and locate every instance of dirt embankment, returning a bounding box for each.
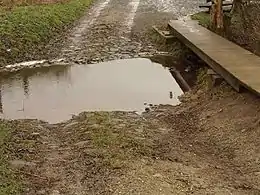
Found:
[2,81,260,194]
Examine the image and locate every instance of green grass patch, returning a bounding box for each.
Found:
[191,12,210,28]
[196,67,210,88]
[91,125,151,169]
[0,122,22,195]
[0,0,93,65]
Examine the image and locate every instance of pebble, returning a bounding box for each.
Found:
[9,160,36,168]
[51,190,60,195]
[145,107,150,112]
[32,132,40,136]
[74,140,89,147]
[153,173,163,178]
[37,190,46,195]
[63,122,79,130]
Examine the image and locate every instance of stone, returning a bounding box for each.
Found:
[153,173,163,178]
[145,107,150,112]
[9,160,36,169]
[51,190,60,195]
[74,140,89,147]
[110,48,119,52]
[32,132,40,137]
[87,123,100,129]
[37,189,46,195]
[63,122,78,130]
[37,125,45,131]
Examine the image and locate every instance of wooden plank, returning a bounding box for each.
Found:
[152,26,176,44]
[168,20,260,95]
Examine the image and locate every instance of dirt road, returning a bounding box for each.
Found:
[51,0,202,64]
[3,0,260,194]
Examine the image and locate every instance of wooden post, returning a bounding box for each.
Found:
[210,0,224,34]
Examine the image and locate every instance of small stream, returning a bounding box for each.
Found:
[0,58,183,123]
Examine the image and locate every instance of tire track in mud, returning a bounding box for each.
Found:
[58,0,152,64]
[1,0,202,72]
[63,0,112,47]
[125,0,141,33]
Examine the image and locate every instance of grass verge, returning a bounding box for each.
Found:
[191,11,210,28]
[0,0,92,66]
[0,122,22,195]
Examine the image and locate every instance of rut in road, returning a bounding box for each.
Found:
[56,0,202,64]
[58,0,144,64]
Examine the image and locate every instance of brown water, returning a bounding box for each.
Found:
[0,58,183,123]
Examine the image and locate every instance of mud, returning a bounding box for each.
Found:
[44,0,203,65]
[4,86,260,194]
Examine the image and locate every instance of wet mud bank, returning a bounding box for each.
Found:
[3,84,260,194]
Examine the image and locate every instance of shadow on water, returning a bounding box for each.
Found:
[0,58,183,123]
[149,52,204,92]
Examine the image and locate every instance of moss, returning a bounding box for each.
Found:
[191,12,210,28]
[0,0,93,66]
[0,122,22,195]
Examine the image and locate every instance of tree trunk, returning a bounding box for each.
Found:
[210,0,224,34]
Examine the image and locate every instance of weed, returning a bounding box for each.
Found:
[191,12,210,28]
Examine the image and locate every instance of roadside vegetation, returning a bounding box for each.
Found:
[0,0,93,66]
[0,122,22,195]
[191,12,210,28]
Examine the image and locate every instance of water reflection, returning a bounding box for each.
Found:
[0,59,183,123]
[23,76,29,97]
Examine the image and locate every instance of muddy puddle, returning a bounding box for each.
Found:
[0,58,183,123]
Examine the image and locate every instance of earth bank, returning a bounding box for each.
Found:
[1,82,260,194]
